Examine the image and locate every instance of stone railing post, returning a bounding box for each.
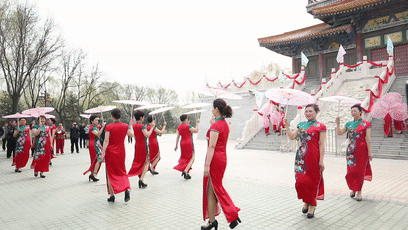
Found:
[362,56,368,77]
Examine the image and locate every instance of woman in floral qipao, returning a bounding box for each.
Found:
[83,115,105,182]
[284,104,326,219]
[13,118,31,172]
[31,115,52,178]
[336,104,372,201]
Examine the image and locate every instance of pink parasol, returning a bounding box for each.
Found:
[22,107,54,116]
[371,101,408,121]
[84,105,116,114]
[29,112,55,119]
[269,111,283,125]
[2,113,31,119]
[380,92,402,108]
[80,114,91,119]
[265,88,315,117]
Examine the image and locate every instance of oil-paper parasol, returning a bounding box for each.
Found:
[265,88,315,117]
[320,95,362,116]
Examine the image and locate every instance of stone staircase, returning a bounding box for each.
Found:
[370,75,408,159]
[303,78,321,95]
[242,106,297,151]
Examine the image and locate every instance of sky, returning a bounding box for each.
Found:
[29,0,321,100]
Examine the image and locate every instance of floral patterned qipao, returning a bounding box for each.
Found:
[13,126,31,169]
[295,120,326,207]
[83,125,102,175]
[31,125,51,173]
[345,119,372,192]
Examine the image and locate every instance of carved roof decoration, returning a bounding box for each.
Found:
[258,23,352,46]
[311,0,390,16]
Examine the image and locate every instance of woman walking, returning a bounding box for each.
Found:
[55,124,66,155]
[128,110,155,188]
[146,116,166,175]
[174,114,200,180]
[336,104,372,201]
[31,115,52,178]
[83,115,105,182]
[101,109,134,202]
[284,104,326,218]
[13,118,31,172]
[202,99,241,230]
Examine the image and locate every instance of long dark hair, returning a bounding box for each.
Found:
[213,98,232,118]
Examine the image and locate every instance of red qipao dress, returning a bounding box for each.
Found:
[203,118,240,223]
[174,122,194,172]
[384,113,393,137]
[83,125,102,175]
[345,119,372,191]
[128,122,149,177]
[394,119,406,131]
[31,125,51,173]
[55,129,65,154]
[13,126,31,169]
[104,121,131,194]
[147,126,160,168]
[295,120,326,206]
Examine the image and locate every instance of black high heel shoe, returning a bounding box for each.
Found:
[181,171,186,178]
[201,220,218,230]
[107,195,115,202]
[124,190,130,202]
[307,208,315,219]
[34,173,38,177]
[89,174,99,182]
[138,180,147,188]
[40,173,45,178]
[229,217,241,229]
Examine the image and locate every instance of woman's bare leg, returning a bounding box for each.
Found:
[106,177,114,196]
[184,154,195,173]
[207,179,217,222]
[151,153,160,170]
[93,162,100,176]
[140,161,149,181]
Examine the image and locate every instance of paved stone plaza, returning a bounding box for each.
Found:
[0,134,407,230]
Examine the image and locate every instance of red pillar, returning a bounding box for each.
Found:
[292,57,296,73]
[319,53,324,81]
[356,32,363,62]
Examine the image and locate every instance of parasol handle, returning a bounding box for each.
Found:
[284,98,289,119]
[337,100,341,117]
[161,112,166,123]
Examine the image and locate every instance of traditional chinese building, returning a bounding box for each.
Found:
[258,0,408,79]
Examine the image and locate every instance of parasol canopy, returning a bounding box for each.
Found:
[320,95,362,116]
[136,104,167,110]
[269,111,283,125]
[184,109,206,115]
[265,88,315,107]
[84,105,116,114]
[371,101,408,121]
[112,100,148,106]
[2,113,32,119]
[149,107,175,115]
[380,92,402,108]
[231,106,240,110]
[182,103,211,109]
[80,114,91,119]
[22,107,54,116]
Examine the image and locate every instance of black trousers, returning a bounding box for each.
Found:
[71,138,79,153]
[6,139,16,158]
[79,136,86,148]
[2,138,7,151]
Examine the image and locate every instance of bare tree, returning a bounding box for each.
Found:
[0,2,61,112]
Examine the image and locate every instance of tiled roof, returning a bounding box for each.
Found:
[258,23,352,45]
[311,0,389,16]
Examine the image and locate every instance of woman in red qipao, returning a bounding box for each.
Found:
[12,118,31,173]
[284,104,326,219]
[384,113,393,137]
[146,116,166,175]
[31,115,52,178]
[83,115,105,182]
[101,109,134,203]
[55,124,66,155]
[336,104,373,201]
[128,110,155,188]
[48,118,57,162]
[202,99,241,230]
[174,114,200,180]
[394,119,406,134]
